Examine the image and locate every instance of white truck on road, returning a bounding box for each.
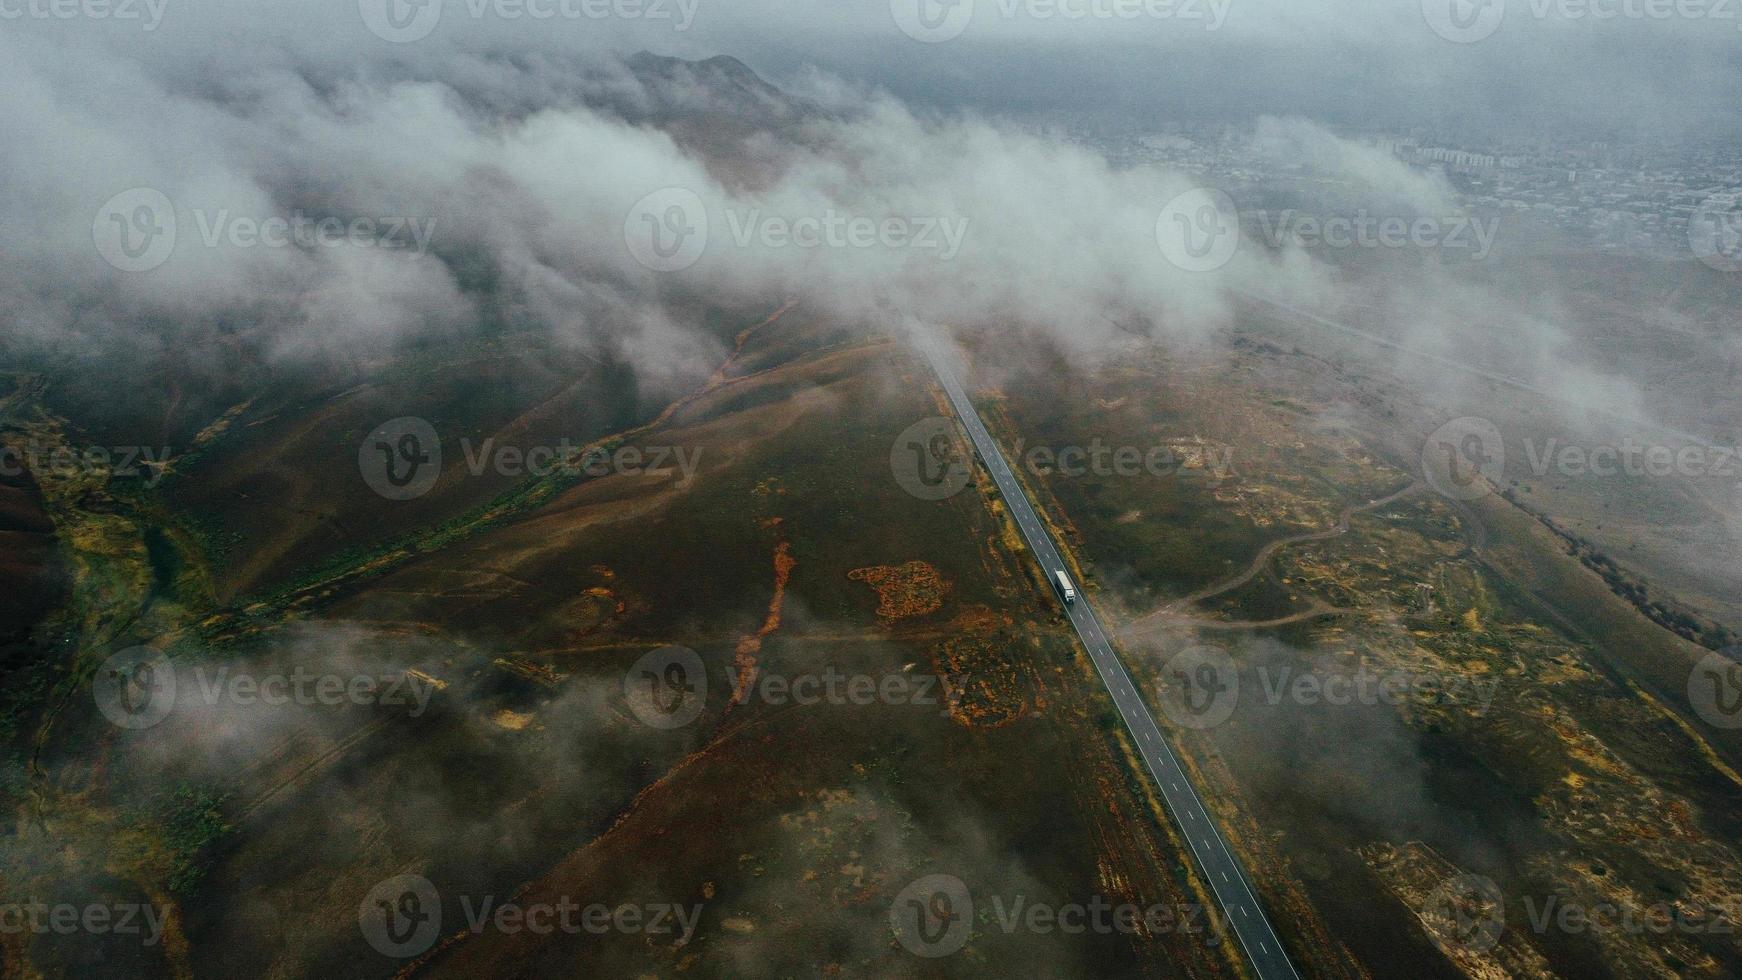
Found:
[1053,569,1077,605]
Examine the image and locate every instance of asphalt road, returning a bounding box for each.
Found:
[919,338,1300,980]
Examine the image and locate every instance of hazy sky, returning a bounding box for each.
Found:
[0,0,1726,432]
[7,0,1737,141]
[719,1,1742,140]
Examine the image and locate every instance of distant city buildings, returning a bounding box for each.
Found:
[1034,119,1742,260]
[1413,146,1496,171]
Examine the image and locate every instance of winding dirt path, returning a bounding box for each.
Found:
[1118,481,1423,637]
